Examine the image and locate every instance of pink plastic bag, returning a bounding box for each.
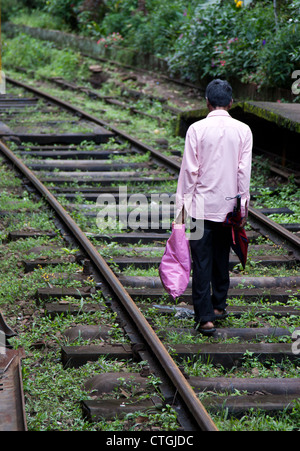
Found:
[159,223,191,300]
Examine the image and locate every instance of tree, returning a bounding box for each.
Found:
[273,0,278,30]
[137,0,148,15]
[80,0,108,21]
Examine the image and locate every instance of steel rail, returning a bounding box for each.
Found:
[0,349,27,431]
[0,139,218,432]
[248,206,300,252]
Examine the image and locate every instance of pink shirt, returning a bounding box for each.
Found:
[176,110,252,222]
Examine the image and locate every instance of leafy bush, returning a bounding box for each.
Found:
[99,0,193,55]
[44,0,82,29]
[254,24,300,88]
[168,0,300,89]
[10,10,70,31]
[2,0,45,21]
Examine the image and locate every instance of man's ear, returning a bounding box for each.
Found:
[206,98,213,111]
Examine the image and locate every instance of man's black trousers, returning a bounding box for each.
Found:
[189,220,232,324]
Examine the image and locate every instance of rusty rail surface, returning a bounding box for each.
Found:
[0,348,27,431]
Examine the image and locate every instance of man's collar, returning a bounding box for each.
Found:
[207,110,231,117]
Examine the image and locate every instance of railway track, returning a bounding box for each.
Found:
[0,76,299,432]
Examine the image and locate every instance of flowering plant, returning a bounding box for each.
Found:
[168,1,298,90]
[97,32,123,47]
[211,37,239,74]
[234,0,243,9]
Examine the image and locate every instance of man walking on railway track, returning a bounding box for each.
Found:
[176,79,253,335]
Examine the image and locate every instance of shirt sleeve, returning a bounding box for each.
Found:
[176,126,199,221]
[238,127,253,218]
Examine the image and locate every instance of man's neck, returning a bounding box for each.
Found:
[207,100,233,112]
[208,105,230,112]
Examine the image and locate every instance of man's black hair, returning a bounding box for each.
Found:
[205,79,233,108]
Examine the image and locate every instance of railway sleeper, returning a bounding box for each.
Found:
[41,176,175,186]
[282,223,300,232]
[0,208,50,218]
[88,222,294,236]
[28,161,148,171]
[138,303,300,318]
[8,230,57,241]
[10,130,115,145]
[201,394,299,418]
[18,148,182,159]
[83,372,300,397]
[61,342,297,370]
[66,211,300,247]
[88,230,261,244]
[23,258,80,273]
[119,275,300,289]
[158,327,299,342]
[256,207,295,216]
[36,293,299,343]
[82,395,299,423]
[63,325,113,343]
[66,194,175,205]
[108,254,298,270]
[45,303,104,318]
[82,384,298,423]
[130,287,300,304]
[34,282,300,305]
[61,344,135,369]
[82,397,162,423]
[18,149,134,159]
[39,297,299,343]
[82,365,300,422]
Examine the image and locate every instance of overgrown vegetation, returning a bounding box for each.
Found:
[5,0,300,92]
[2,33,89,81]
[168,0,300,89]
